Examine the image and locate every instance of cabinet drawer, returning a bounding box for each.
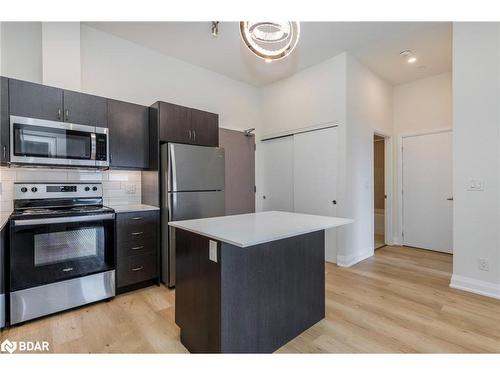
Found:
[116,211,158,242]
[117,237,157,258]
[117,251,157,288]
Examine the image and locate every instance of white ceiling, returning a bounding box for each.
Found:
[85,22,452,87]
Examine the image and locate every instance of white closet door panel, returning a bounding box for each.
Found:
[402,131,453,253]
[293,127,338,262]
[260,136,294,212]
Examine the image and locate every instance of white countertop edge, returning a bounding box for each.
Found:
[168,212,354,248]
[0,211,12,230]
[110,204,160,213]
[168,221,352,248]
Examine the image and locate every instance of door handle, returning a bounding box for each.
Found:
[65,109,69,121]
[446,197,454,201]
[131,246,144,251]
[57,108,61,120]
[131,231,144,236]
[131,266,144,272]
[131,217,143,220]
[2,145,6,160]
[193,130,196,141]
[188,130,192,140]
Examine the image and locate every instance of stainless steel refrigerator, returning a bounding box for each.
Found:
[161,143,225,287]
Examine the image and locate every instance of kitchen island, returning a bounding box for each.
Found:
[168,211,353,353]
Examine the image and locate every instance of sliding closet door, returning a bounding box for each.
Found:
[260,136,294,211]
[293,127,338,262]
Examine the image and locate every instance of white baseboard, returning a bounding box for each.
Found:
[337,247,374,267]
[450,274,500,300]
[392,237,402,246]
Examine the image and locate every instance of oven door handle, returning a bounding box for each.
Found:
[12,213,115,227]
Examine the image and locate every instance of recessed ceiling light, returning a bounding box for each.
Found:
[407,56,417,64]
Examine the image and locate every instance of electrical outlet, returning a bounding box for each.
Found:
[468,179,484,191]
[124,183,136,195]
[478,258,490,271]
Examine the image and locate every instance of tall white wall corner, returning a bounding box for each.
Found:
[42,22,81,91]
[0,21,3,75]
[450,274,500,300]
[336,246,374,268]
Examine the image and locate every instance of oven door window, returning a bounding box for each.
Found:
[34,227,104,266]
[13,123,92,160]
[10,219,115,291]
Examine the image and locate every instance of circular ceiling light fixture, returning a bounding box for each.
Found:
[240,21,300,62]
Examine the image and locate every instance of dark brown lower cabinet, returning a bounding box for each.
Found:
[116,210,159,293]
[175,229,325,353]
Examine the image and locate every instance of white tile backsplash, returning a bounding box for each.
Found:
[0,166,142,211]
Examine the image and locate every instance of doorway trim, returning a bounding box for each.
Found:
[398,127,453,246]
[373,129,393,248]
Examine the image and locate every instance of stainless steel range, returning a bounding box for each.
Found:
[8,182,115,325]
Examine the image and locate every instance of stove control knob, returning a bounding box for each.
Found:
[84,186,90,192]
[21,187,28,193]
[92,186,98,191]
[31,187,38,193]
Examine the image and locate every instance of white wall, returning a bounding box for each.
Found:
[451,22,500,299]
[259,53,347,135]
[0,22,42,82]
[42,22,81,91]
[81,25,261,132]
[258,52,393,266]
[393,72,452,134]
[340,54,393,265]
[392,72,452,244]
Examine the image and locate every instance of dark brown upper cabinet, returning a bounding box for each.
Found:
[157,101,218,147]
[190,108,219,147]
[63,90,108,127]
[108,99,149,170]
[159,102,191,144]
[9,79,64,122]
[1,77,9,164]
[9,79,108,127]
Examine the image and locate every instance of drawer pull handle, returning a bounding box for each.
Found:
[131,232,144,236]
[131,246,144,251]
[131,217,143,220]
[62,267,74,272]
[132,266,144,272]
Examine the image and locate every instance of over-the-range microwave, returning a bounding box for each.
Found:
[9,115,109,168]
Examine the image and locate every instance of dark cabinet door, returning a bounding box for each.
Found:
[159,102,191,143]
[108,99,149,169]
[9,79,63,122]
[190,108,219,147]
[63,90,107,127]
[1,77,9,164]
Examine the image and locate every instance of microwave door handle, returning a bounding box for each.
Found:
[91,133,97,160]
[12,213,115,227]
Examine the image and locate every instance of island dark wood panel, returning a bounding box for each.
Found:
[174,228,325,353]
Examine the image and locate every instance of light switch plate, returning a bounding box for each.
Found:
[209,240,218,263]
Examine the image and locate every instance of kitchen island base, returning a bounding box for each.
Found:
[175,228,325,353]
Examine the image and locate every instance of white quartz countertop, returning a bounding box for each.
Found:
[0,211,11,230]
[109,204,160,213]
[168,211,353,248]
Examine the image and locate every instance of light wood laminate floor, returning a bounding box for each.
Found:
[1,246,500,353]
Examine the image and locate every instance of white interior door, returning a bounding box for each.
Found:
[260,136,294,211]
[293,127,338,262]
[402,131,453,253]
